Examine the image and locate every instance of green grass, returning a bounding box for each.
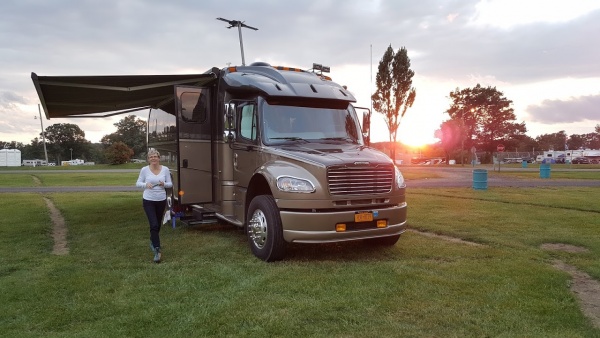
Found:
[0,173,138,187]
[1,188,599,336]
[496,163,600,169]
[0,162,146,171]
[492,170,600,180]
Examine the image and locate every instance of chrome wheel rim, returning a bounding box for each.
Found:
[248,209,268,249]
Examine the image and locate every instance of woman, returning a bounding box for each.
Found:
[136,149,173,263]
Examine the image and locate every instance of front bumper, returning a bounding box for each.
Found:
[279,202,408,243]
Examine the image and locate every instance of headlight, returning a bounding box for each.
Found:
[277,176,315,193]
[395,166,405,188]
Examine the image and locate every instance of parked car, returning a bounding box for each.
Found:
[522,157,534,163]
[571,157,591,164]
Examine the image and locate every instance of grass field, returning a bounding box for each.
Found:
[1,172,599,336]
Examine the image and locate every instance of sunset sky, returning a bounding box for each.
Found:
[1,0,599,147]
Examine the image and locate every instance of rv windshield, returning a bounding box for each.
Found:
[261,102,363,145]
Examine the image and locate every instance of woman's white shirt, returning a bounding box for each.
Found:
[136,165,173,201]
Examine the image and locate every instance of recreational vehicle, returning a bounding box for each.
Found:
[32,63,408,261]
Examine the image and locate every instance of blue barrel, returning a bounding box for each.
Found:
[472,169,488,190]
[521,160,527,168]
[540,163,551,179]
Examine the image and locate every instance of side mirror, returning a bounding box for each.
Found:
[224,103,236,142]
[361,110,371,146]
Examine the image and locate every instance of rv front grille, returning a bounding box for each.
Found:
[327,164,394,196]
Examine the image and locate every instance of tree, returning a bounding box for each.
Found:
[567,134,586,150]
[101,115,147,157]
[371,45,416,160]
[44,123,91,163]
[536,131,568,151]
[435,120,462,164]
[21,138,44,161]
[104,141,134,165]
[445,84,526,163]
[0,141,24,150]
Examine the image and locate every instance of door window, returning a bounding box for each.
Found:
[239,104,257,141]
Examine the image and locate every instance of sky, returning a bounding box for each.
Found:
[1,0,599,147]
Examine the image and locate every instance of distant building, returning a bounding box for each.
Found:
[0,149,21,167]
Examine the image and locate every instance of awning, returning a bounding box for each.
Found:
[31,72,217,119]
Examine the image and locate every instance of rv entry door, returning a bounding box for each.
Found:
[175,86,213,204]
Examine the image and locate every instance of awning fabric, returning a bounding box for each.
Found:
[31,72,217,119]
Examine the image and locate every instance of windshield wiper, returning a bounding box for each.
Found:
[270,137,309,143]
[320,137,356,143]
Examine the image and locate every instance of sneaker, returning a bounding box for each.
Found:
[153,248,161,263]
[150,241,156,254]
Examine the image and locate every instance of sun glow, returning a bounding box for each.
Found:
[398,124,438,147]
[369,111,439,147]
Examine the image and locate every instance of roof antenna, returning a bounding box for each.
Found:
[217,17,258,66]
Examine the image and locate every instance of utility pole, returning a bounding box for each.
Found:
[36,104,49,164]
[217,17,258,66]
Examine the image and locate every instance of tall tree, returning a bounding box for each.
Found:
[536,131,568,151]
[445,84,526,162]
[44,123,91,163]
[101,115,147,157]
[371,45,416,160]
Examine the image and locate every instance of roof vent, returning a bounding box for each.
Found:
[249,62,271,67]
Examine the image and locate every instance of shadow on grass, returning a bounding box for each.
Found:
[181,222,400,263]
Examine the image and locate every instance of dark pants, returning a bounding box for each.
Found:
[143,199,167,249]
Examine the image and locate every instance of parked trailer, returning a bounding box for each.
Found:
[32,62,407,262]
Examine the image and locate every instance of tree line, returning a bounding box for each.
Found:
[4,44,600,165]
[1,115,147,165]
[371,45,600,163]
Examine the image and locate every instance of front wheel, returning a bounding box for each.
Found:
[246,195,286,262]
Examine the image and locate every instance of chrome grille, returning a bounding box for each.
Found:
[328,164,394,195]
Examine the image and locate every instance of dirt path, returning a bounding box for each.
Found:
[43,197,69,255]
[540,244,600,329]
[551,259,600,328]
[410,231,600,329]
[408,229,484,247]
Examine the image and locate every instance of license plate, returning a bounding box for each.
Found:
[354,212,373,223]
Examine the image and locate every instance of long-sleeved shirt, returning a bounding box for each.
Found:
[136,165,173,201]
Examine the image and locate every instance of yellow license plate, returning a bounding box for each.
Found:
[354,212,373,223]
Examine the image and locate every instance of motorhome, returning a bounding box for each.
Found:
[61,159,85,166]
[32,63,408,262]
[537,150,590,164]
[21,159,47,167]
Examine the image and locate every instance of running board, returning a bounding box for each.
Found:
[174,210,219,226]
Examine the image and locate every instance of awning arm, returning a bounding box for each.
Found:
[66,106,153,118]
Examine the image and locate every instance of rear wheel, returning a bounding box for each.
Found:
[246,195,286,262]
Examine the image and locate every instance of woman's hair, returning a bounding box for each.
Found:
[147,149,160,158]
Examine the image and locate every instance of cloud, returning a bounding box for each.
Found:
[526,94,600,123]
[0,91,29,110]
[0,0,599,143]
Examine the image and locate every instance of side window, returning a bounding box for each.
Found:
[239,104,257,141]
[181,90,208,123]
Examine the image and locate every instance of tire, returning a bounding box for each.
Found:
[365,234,401,246]
[246,195,286,262]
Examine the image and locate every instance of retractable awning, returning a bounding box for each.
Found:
[31,72,217,118]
